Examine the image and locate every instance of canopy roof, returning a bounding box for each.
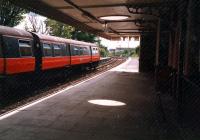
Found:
[14,0,176,40]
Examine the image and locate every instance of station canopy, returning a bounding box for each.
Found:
[14,0,176,40]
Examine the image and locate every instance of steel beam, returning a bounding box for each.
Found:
[64,0,119,35]
[55,2,176,9]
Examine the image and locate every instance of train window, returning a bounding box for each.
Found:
[0,39,2,58]
[86,47,90,55]
[53,44,62,56]
[71,45,80,56]
[3,36,20,58]
[65,44,70,56]
[74,46,80,55]
[70,45,73,56]
[83,47,90,55]
[70,45,74,56]
[79,47,84,55]
[19,40,32,57]
[83,47,86,55]
[60,44,66,56]
[43,43,52,57]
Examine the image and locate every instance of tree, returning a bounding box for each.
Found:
[72,29,98,43]
[25,13,49,34]
[45,19,99,43]
[0,0,27,27]
[135,46,140,55]
[45,18,74,38]
[99,46,109,57]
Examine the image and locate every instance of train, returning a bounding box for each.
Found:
[0,25,100,89]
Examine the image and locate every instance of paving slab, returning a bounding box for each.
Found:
[0,58,182,140]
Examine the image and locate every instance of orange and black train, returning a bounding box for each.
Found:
[0,25,100,80]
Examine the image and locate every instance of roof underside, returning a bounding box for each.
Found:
[13,0,176,40]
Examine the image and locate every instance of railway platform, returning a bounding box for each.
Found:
[0,58,182,140]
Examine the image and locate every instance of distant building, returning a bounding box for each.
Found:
[109,49,116,53]
[115,47,132,52]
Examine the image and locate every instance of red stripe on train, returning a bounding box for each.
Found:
[5,58,35,75]
[92,55,100,62]
[42,56,70,70]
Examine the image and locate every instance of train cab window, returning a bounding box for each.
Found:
[96,48,99,54]
[43,43,52,57]
[92,48,96,55]
[92,47,99,55]
[18,40,32,57]
[53,44,62,57]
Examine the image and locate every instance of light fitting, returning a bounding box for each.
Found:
[99,15,129,21]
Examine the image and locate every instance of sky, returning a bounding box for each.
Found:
[100,37,140,50]
[15,13,140,50]
[15,13,47,33]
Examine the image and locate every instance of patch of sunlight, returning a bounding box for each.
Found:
[88,99,126,106]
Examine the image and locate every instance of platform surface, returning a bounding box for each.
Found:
[0,58,182,140]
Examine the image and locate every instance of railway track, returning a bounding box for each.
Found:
[0,57,126,115]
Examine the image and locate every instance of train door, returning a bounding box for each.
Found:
[89,46,92,61]
[0,35,4,75]
[70,44,81,65]
[80,46,91,64]
[91,46,100,63]
[91,47,96,62]
[66,43,71,65]
[32,34,42,73]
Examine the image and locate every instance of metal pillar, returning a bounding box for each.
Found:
[176,0,188,122]
[155,18,161,90]
[155,19,161,66]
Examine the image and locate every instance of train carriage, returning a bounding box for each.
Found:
[0,26,35,76]
[32,33,71,71]
[70,44,91,65]
[0,25,100,84]
[33,33,100,70]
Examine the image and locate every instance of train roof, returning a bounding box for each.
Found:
[0,26,98,47]
[34,33,98,47]
[0,26,33,38]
